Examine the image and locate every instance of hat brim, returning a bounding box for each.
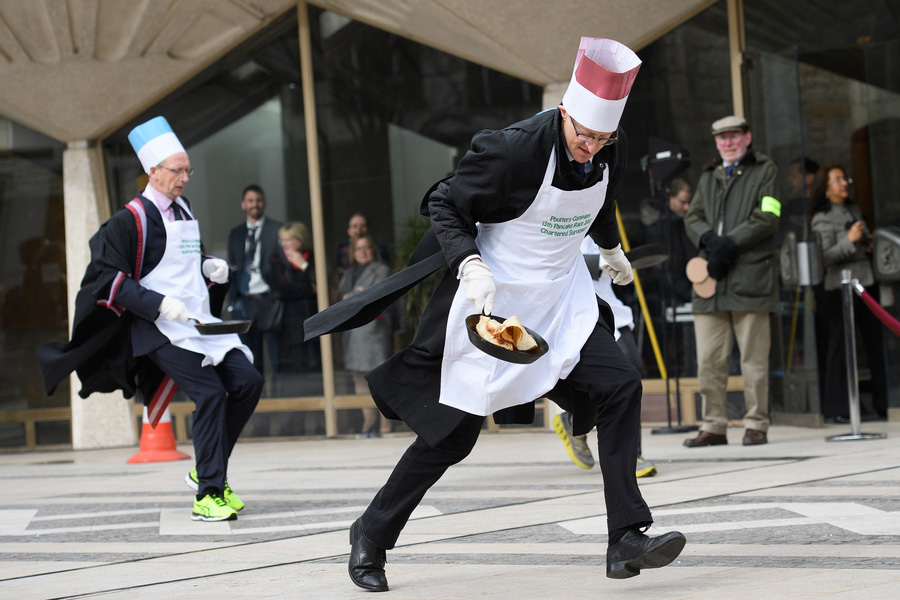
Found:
[712,127,748,136]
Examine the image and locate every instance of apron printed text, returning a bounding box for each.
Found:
[540,213,592,237]
[179,238,201,255]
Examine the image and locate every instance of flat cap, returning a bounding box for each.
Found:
[710,115,748,135]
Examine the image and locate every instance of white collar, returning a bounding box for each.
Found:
[143,184,183,215]
[246,216,266,229]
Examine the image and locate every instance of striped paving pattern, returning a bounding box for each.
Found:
[2,425,900,598]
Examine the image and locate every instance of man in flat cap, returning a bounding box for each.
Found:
[683,115,780,448]
[305,37,686,592]
[38,117,263,522]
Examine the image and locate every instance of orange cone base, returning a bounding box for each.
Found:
[127,422,191,464]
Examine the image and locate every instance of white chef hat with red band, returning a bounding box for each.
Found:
[562,37,642,133]
[127,116,186,174]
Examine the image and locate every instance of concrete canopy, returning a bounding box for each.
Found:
[0,0,712,143]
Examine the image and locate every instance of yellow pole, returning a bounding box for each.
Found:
[616,207,667,380]
[786,287,801,372]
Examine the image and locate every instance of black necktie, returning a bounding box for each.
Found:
[172,202,183,220]
[240,226,258,294]
[572,160,586,184]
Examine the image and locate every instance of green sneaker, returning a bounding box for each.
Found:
[192,493,237,522]
[635,456,658,478]
[185,467,199,491]
[223,480,244,512]
[186,467,244,511]
[553,412,595,469]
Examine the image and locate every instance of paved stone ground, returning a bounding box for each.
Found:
[2,423,900,599]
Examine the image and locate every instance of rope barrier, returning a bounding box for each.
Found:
[851,280,900,338]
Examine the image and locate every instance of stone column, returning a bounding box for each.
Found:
[63,141,137,449]
[542,82,568,112]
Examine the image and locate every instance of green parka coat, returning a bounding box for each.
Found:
[684,149,780,313]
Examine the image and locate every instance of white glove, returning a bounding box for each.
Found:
[599,244,634,285]
[202,258,229,284]
[461,259,495,315]
[158,296,190,323]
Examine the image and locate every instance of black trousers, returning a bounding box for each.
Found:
[147,345,263,494]
[233,294,280,374]
[361,322,651,549]
[816,288,888,419]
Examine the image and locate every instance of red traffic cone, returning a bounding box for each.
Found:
[127,406,191,463]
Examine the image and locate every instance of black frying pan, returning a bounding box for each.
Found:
[190,319,252,335]
[465,314,549,364]
[624,243,669,270]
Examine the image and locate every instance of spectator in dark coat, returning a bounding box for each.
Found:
[270,222,319,375]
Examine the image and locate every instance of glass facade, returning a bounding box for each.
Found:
[744,1,900,420]
[307,6,542,434]
[616,6,734,389]
[98,5,541,440]
[616,0,900,422]
[0,120,68,448]
[103,10,321,438]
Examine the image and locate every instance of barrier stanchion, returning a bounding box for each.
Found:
[127,406,192,463]
[826,269,886,442]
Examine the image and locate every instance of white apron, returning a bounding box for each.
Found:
[439,148,608,415]
[139,202,251,367]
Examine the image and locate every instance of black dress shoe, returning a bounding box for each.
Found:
[742,428,767,445]
[607,529,687,579]
[683,431,727,447]
[348,518,388,592]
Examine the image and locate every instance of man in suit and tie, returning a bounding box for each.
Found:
[227,184,282,374]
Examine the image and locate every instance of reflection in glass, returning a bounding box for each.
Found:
[617,7,732,383]
[103,11,325,415]
[0,120,68,448]
[270,221,321,395]
[308,6,542,434]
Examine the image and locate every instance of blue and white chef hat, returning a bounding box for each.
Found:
[127,116,186,174]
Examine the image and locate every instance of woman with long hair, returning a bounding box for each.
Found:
[809,164,886,422]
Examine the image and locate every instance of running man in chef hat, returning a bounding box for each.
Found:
[310,38,688,592]
[126,116,262,522]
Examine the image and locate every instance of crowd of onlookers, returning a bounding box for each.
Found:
[226,185,393,436]
[634,116,886,448]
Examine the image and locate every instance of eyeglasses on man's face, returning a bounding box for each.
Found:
[569,117,617,147]
[157,165,194,178]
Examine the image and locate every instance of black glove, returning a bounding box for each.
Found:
[700,231,738,264]
[706,252,732,281]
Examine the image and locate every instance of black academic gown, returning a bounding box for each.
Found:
[37,194,228,403]
[305,110,627,446]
